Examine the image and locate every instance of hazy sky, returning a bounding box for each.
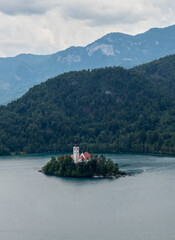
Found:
[0,0,175,57]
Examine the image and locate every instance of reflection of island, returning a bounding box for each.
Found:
[42,144,125,178]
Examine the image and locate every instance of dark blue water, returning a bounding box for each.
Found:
[0,153,175,240]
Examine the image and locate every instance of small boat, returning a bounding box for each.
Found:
[38,169,43,173]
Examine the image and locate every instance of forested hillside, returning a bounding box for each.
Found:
[0,54,175,156]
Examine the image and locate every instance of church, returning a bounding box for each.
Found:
[71,144,91,163]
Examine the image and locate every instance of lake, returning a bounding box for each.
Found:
[0,153,175,240]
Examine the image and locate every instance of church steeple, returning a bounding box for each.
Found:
[73,140,79,163]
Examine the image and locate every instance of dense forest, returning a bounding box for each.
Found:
[0,54,175,156]
[42,154,123,178]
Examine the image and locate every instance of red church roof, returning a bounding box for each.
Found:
[83,152,90,159]
[71,151,91,162]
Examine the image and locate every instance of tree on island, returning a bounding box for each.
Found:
[42,154,124,178]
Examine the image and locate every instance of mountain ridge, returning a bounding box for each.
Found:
[1,24,175,104]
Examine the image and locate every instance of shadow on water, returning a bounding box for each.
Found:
[119,163,132,168]
[125,169,144,175]
[44,174,121,186]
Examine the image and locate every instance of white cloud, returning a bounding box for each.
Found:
[0,0,59,15]
[0,12,56,56]
[0,0,175,57]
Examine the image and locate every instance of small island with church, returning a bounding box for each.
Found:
[42,144,125,178]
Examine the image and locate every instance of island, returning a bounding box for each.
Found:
[42,154,125,178]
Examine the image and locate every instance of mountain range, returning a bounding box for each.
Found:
[0,54,175,156]
[1,24,175,105]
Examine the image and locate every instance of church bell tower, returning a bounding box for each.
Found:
[73,141,79,163]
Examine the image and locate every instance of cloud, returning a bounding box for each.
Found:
[61,0,174,26]
[0,12,56,56]
[0,0,175,57]
[0,0,59,15]
[62,1,147,26]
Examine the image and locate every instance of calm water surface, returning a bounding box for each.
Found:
[0,153,175,240]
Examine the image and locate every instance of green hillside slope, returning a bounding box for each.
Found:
[0,55,175,155]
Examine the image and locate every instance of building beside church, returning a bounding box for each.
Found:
[71,144,91,163]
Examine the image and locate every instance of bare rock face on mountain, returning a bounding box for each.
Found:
[1,25,175,105]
